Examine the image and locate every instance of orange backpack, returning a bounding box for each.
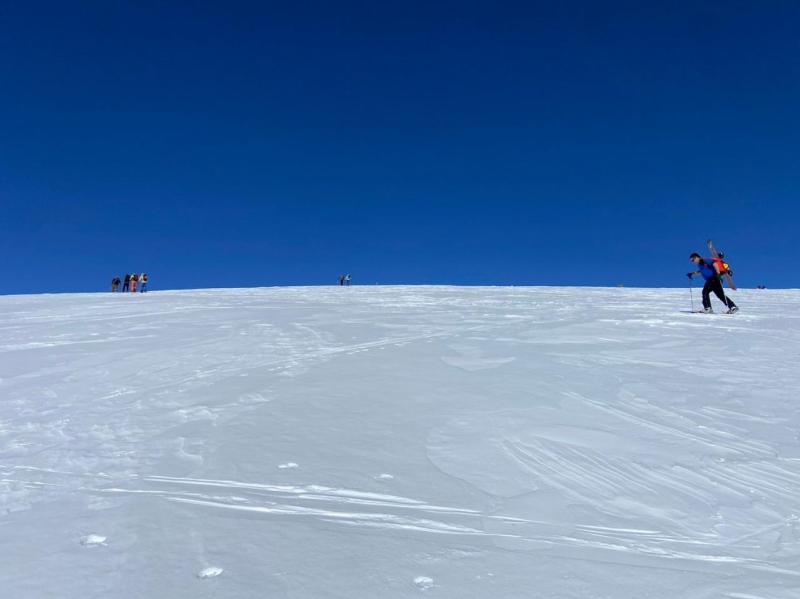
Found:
[712,257,731,275]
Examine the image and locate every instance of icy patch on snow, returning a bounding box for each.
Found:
[80,534,107,547]
[197,566,223,579]
[414,576,435,590]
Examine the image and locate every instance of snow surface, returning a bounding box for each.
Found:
[0,285,798,598]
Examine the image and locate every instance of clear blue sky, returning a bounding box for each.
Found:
[1,1,798,293]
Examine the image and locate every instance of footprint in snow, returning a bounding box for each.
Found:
[80,534,107,547]
[197,566,224,579]
[414,576,435,591]
[278,462,298,469]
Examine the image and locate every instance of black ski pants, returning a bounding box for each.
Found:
[702,277,736,310]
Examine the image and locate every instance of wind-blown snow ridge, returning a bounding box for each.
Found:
[1,286,799,598]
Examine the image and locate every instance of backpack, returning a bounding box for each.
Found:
[712,256,732,276]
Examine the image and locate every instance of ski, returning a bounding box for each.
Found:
[707,239,738,290]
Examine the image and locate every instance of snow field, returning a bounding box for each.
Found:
[0,286,798,598]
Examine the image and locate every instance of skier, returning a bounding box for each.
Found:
[140,273,148,292]
[687,253,738,314]
[130,273,138,293]
[122,273,131,292]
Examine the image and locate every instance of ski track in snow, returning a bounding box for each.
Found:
[1,286,799,598]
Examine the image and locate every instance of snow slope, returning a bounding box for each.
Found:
[0,286,798,598]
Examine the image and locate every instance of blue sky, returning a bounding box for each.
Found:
[1,1,798,293]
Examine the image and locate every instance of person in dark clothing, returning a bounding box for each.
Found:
[688,253,738,314]
[122,273,131,292]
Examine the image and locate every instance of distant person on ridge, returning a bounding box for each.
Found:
[111,277,119,292]
[140,273,148,292]
[687,253,738,314]
[122,273,131,292]
[339,275,345,286]
[345,274,352,286]
[130,273,138,293]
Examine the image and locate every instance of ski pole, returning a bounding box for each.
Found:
[689,280,695,312]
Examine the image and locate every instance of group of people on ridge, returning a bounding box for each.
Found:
[101,254,741,310]
[111,273,149,293]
